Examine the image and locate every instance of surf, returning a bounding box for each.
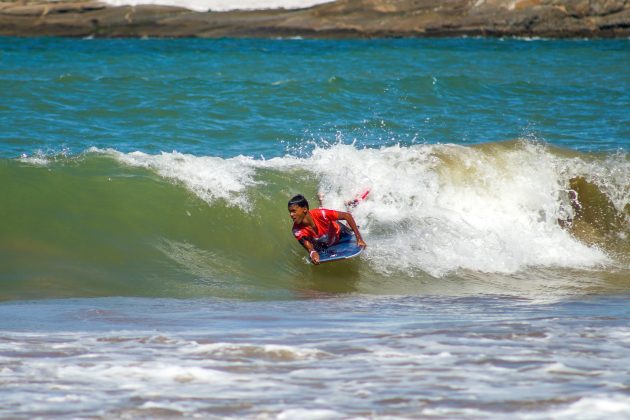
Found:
[2,140,628,301]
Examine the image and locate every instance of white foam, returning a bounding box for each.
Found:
[18,149,70,166]
[101,0,334,12]
[276,408,345,419]
[185,342,329,361]
[95,148,260,210]
[279,142,612,276]
[18,154,50,166]
[59,361,232,384]
[544,395,630,420]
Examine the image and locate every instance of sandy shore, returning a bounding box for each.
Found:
[1,0,629,38]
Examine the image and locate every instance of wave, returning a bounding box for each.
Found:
[2,140,629,300]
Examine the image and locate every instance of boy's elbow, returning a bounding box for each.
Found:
[339,212,352,221]
[342,213,356,223]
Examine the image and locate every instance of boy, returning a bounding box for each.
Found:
[288,194,366,265]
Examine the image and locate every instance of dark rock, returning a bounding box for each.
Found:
[0,0,628,38]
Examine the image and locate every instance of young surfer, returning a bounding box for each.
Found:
[288,194,366,265]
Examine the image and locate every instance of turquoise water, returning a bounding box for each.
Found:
[2,38,629,159]
[1,37,629,418]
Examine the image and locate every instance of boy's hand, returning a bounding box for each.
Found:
[310,250,320,265]
[357,239,367,249]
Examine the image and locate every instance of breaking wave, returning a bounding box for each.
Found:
[2,140,629,300]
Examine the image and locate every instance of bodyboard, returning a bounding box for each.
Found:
[316,229,364,264]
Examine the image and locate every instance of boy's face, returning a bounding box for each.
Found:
[288,204,308,224]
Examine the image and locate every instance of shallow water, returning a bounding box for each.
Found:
[0,37,629,418]
[1,296,629,418]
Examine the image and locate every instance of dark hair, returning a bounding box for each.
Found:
[288,194,309,209]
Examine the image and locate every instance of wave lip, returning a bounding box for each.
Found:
[94,148,261,210]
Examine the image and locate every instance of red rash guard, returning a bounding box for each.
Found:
[292,208,341,248]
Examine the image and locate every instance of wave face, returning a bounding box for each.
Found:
[2,141,629,300]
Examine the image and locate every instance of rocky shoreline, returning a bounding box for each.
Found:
[1,0,629,38]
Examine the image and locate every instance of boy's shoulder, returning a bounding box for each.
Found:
[312,208,339,219]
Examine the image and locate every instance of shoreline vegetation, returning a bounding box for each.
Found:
[0,0,629,39]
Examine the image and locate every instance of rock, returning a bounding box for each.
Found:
[0,0,628,38]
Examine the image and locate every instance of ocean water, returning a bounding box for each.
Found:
[0,37,629,418]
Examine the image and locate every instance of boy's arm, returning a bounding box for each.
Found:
[299,238,320,265]
[337,211,367,248]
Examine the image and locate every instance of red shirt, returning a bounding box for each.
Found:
[292,208,341,247]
